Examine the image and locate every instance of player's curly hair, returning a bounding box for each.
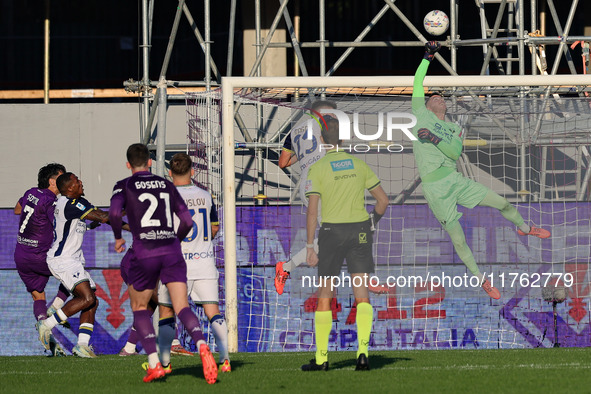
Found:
[170,152,192,176]
[38,163,66,189]
[127,143,150,169]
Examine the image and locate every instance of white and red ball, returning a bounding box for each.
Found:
[423,10,449,36]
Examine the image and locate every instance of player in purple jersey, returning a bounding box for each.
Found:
[14,163,69,356]
[109,143,217,384]
[116,247,188,357]
[37,172,115,358]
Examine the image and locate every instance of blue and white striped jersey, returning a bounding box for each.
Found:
[47,195,96,261]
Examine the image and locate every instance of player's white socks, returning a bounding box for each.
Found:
[196,339,207,350]
[50,297,65,310]
[123,342,137,353]
[210,314,229,362]
[123,328,138,353]
[78,323,93,346]
[45,309,68,329]
[158,317,176,367]
[152,307,160,353]
[282,259,297,273]
[284,239,319,273]
[148,353,160,369]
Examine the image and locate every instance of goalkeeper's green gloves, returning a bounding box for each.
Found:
[418,128,442,145]
[424,41,441,61]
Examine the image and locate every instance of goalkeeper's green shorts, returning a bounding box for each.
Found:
[422,170,489,229]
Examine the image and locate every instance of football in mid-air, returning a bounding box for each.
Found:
[423,10,449,36]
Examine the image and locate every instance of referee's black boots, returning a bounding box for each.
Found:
[301,359,329,371]
[355,353,370,371]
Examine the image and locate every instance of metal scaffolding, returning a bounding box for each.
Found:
[131,0,591,199]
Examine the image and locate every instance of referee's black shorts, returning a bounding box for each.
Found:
[317,220,374,277]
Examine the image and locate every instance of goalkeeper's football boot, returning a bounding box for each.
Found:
[219,359,231,373]
[355,353,370,371]
[46,306,71,329]
[517,226,551,239]
[301,358,329,371]
[481,279,501,300]
[36,320,51,351]
[275,261,290,295]
[171,343,194,356]
[143,362,166,383]
[199,343,218,384]
[72,344,97,358]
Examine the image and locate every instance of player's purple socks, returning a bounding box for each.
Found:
[133,310,158,355]
[127,327,139,345]
[34,300,47,321]
[177,307,206,343]
[57,284,70,302]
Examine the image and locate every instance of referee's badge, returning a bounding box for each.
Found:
[359,232,367,244]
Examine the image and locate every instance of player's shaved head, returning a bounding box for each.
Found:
[170,153,192,176]
[127,143,150,169]
[320,116,340,146]
[56,172,75,194]
[38,163,66,189]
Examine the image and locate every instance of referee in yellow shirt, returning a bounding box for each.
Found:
[302,117,389,372]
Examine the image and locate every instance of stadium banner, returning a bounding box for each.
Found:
[1,204,590,355]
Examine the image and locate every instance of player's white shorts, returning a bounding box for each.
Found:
[47,257,96,292]
[158,278,219,307]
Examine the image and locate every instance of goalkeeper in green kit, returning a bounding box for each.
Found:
[412,41,551,299]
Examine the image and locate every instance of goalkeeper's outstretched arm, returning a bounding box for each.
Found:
[411,41,440,111]
[412,41,463,161]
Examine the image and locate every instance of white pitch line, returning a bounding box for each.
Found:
[257,362,591,372]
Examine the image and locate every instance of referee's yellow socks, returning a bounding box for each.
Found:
[314,310,332,364]
[356,302,373,358]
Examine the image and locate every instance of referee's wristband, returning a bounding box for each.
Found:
[306,243,315,248]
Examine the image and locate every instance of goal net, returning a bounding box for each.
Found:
[187,75,591,353]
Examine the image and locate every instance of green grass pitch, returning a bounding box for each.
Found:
[2,348,590,393]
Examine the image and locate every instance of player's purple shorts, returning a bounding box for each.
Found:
[120,247,134,285]
[15,253,52,293]
[127,250,187,291]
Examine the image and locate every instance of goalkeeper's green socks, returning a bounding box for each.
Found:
[356,302,373,358]
[446,221,482,278]
[479,190,530,232]
[314,310,332,364]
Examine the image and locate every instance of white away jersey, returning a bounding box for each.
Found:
[47,196,96,261]
[282,117,325,203]
[175,184,219,280]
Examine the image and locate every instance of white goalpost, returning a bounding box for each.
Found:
[189,74,591,353]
